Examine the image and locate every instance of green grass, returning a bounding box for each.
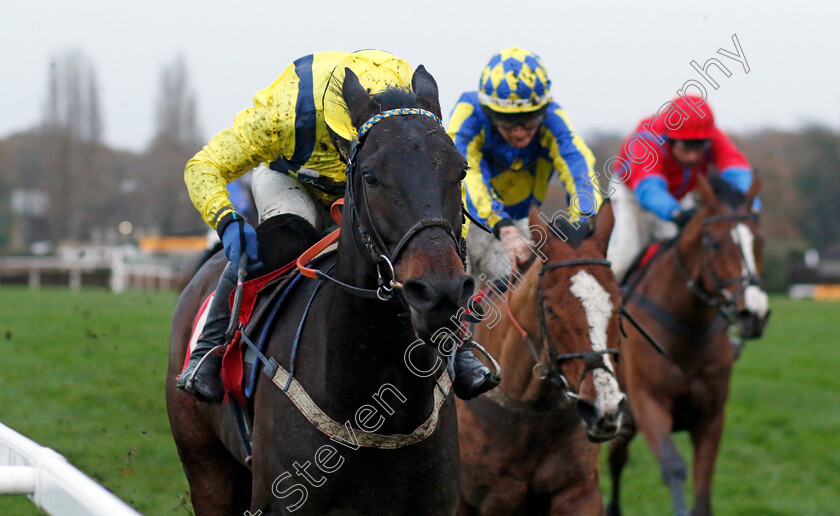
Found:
[599,297,840,515]
[0,287,190,515]
[0,289,837,515]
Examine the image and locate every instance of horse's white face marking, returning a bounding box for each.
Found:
[731,223,769,316]
[569,270,625,414]
[732,223,757,275]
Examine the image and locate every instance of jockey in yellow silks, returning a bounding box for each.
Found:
[177,50,496,403]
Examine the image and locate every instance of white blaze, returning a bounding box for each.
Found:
[731,223,769,316]
[569,270,625,413]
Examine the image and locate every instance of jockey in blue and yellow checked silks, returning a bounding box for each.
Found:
[176,50,496,404]
[447,47,602,282]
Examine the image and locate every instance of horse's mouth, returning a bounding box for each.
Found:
[409,308,462,345]
[584,413,625,443]
[736,310,771,339]
[580,398,627,443]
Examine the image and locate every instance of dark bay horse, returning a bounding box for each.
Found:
[607,174,768,516]
[457,202,628,515]
[166,67,474,515]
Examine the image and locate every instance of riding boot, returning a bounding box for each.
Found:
[176,262,237,404]
[453,343,500,400]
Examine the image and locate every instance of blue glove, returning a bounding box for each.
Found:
[219,217,262,273]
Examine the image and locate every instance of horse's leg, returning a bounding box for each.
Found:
[456,497,479,516]
[549,477,603,516]
[168,397,252,515]
[476,477,529,516]
[689,410,725,516]
[606,421,636,516]
[633,392,689,516]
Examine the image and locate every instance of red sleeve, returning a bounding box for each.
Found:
[710,128,750,170]
[620,134,667,190]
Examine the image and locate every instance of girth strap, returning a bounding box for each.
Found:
[269,368,453,449]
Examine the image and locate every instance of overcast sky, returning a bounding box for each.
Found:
[3,0,838,152]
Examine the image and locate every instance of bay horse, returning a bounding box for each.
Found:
[457,201,628,515]
[607,173,768,516]
[166,67,474,515]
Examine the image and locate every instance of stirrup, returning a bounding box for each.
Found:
[453,340,502,400]
[177,344,225,392]
[466,340,501,383]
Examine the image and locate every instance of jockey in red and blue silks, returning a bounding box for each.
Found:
[607,94,759,281]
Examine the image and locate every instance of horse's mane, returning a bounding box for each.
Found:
[326,79,418,119]
[373,86,417,109]
[549,217,593,249]
[708,174,746,209]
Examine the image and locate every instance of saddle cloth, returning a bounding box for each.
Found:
[183,260,298,406]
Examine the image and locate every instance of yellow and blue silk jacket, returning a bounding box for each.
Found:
[185,51,349,230]
[447,92,601,231]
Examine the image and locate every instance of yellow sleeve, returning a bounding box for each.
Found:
[185,72,298,229]
[542,107,601,219]
[448,102,504,230]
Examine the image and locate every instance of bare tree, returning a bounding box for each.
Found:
[127,56,207,236]
[153,56,202,148]
[41,49,103,143]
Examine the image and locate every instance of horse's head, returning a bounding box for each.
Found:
[338,66,474,340]
[679,174,770,339]
[528,202,627,442]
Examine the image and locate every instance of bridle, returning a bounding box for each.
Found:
[303,107,468,301]
[505,258,620,401]
[674,212,762,321]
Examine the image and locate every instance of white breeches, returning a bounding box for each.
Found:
[250,164,328,232]
[606,183,698,282]
[466,218,530,284]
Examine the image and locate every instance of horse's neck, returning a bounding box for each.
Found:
[314,228,440,410]
[492,265,556,402]
[641,246,719,324]
[329,228,406,362]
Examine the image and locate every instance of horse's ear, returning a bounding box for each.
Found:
[411,65,443,119]
[590,200,614,256]
[695,172,716,206]
[528,203,544,230]
[342,67,379,130]
[744,172,761,208]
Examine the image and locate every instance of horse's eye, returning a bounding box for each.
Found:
[459,169,467,181]
[703,235,721,250]
[362,171,379,187]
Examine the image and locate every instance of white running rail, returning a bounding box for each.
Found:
[0,422,141,515]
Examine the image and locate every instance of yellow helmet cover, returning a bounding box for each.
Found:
[478,47,552,114]
[323,50,414,141]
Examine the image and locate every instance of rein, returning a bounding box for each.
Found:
[673,212,761,320]
[503,258,620,401]
[298,107,465,301]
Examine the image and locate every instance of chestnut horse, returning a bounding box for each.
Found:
[607,174,769,516]
[457,201,628,515]
[166,67,474,515]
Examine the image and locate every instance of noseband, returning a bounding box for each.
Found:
[506,259,620,401]
[313,108,467,301]
[674,213,762,319]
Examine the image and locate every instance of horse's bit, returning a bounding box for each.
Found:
[674,212,762,320]
[507,259,621,401]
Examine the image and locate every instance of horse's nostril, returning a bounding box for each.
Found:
[460,276,475,305]
[403,279,437,310]
[404,276,474,312]
[577,399,600,426]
